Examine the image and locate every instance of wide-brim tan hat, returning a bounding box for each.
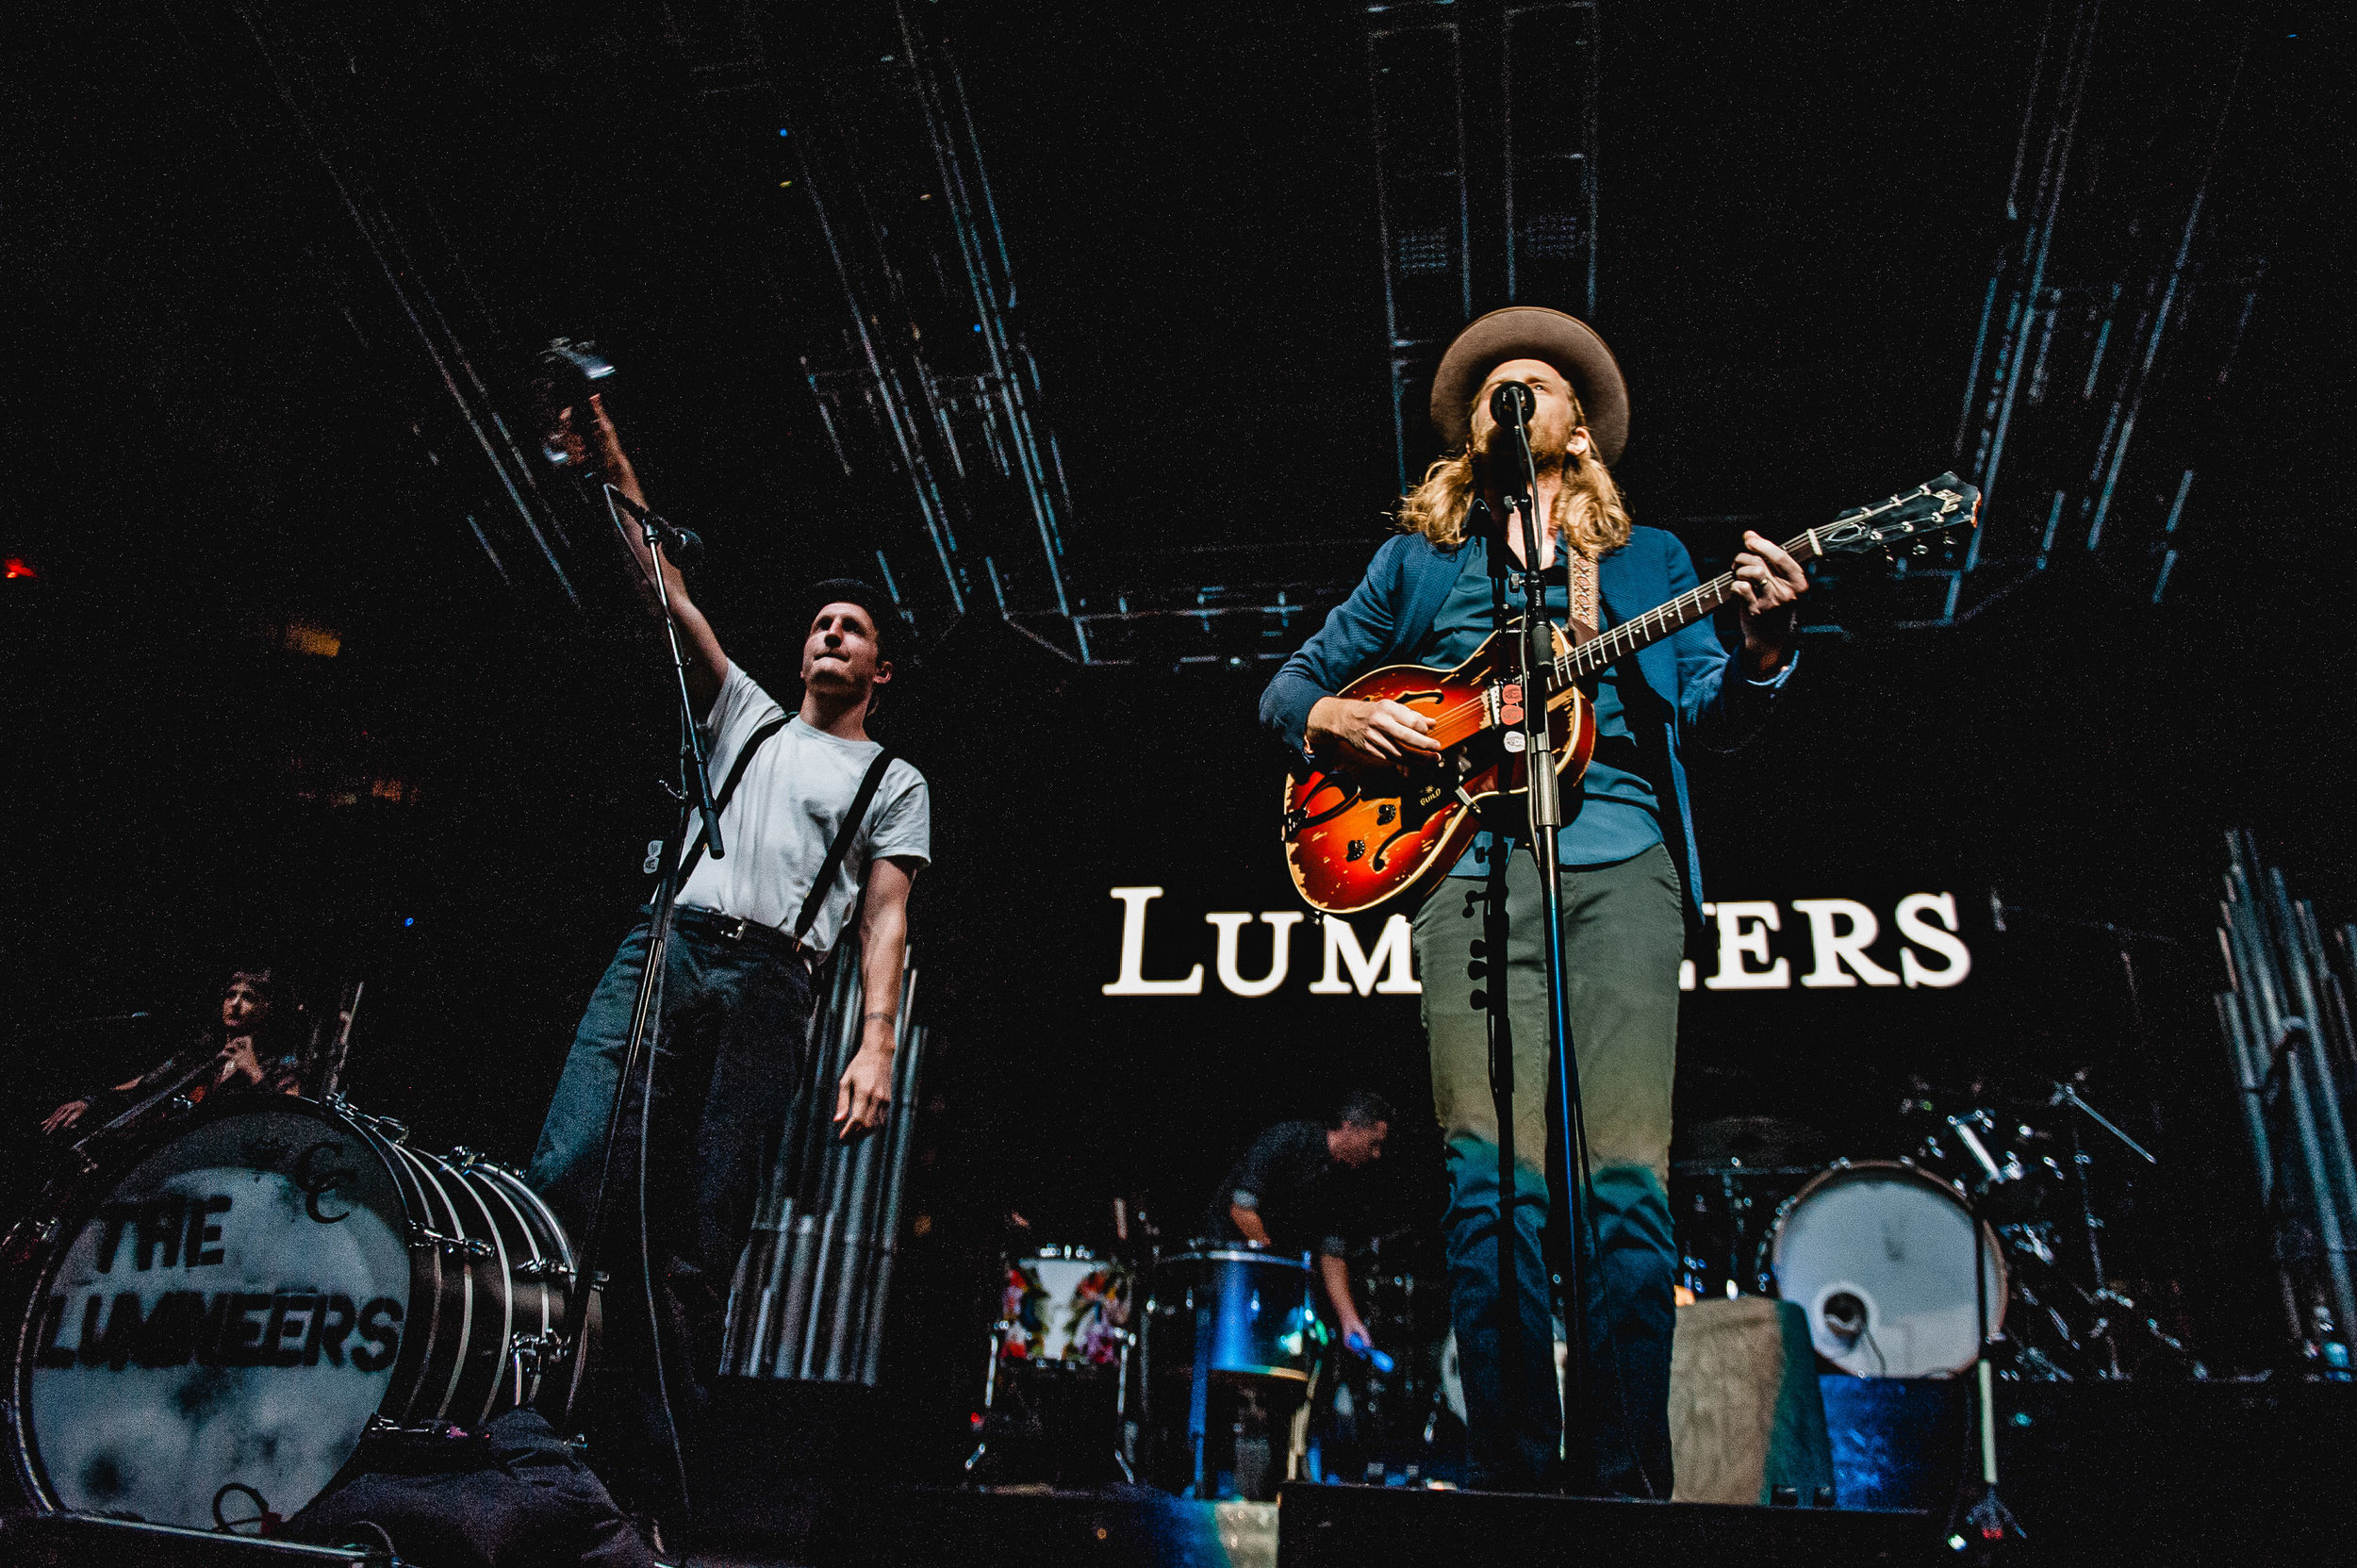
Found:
[1428,305,1628,464]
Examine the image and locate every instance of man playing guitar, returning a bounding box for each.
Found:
[1259,306,1808,1495]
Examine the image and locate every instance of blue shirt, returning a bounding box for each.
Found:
[1422,539,1665,872]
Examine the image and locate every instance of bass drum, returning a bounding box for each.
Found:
[8,1096,585,1529]
[1766,1159,2006,1378]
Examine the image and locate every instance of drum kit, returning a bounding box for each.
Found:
[965,1238,1325,1497]
[4,1095,589,1530]
[1675,1076,2188,1383]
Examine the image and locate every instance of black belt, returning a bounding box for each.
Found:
[662,904,806,960]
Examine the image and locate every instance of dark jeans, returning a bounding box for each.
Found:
[1412,842,1684,1496]
[528,909,816,1515]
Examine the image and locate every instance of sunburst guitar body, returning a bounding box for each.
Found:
[1281,626,1594,916]
[1278,473,1984,916]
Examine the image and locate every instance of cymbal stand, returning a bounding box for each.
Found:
[2047,1080,2184,1375]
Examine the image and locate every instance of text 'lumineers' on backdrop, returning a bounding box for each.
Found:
[1103,888,1972,999]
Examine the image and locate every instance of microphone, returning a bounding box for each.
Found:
[603,485,704,569]
[1489,380,1534,428]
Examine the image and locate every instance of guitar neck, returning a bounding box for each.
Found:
[1555,527,1826,688]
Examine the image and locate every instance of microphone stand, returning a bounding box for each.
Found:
[1487,388,1596,1490]
[1952,1169,2022,1556]
[549,484,728,1425]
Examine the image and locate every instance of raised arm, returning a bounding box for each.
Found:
[560,392,730,716]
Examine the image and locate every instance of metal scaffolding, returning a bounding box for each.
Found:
[162,0,600,619]
[666,0,1088,659]
[1077,0,1603,668]
[1365,0,1600,493]
[1899,0,2265,626]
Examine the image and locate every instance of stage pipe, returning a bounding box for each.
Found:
[823,1098,883,1379]
[2266,870,2357,1223]
[2219,835,2357,1343]
[2218,990,2302,1344]
[862,1020,928,1382]
[773,1212,824,1378]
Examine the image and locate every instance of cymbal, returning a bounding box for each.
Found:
[1679,1115,1828,1168]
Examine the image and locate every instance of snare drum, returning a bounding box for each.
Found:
[8,1096,584,1528]
[1766,1159,2006,1378]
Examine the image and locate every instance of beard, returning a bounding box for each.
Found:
[1470,396,1578,484]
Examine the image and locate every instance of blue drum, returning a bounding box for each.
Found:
[1146,1249,1319,1497]
[1148,1248,1317,1380]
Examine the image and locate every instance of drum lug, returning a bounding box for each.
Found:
[451,1146,522,1179]
[337,1098,410,1144]
[516,1258,577,1281]
[510,1330,572,1376]
[408,1223,495,1259]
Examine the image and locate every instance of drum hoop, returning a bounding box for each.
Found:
[6,1095,412,1515]
[1159,1248,1312,1272]
[469,1164,555,1411]
[423,1147,514,1430]
[390,1144,476,1427]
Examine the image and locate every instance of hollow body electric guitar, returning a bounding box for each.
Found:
[1281,474,1981,915]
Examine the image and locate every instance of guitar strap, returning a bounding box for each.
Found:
[1567,546,1599,634]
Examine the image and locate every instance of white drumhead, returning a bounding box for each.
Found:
[23,1103,412,1527]
[1770,1162,2004,1378]
[1011,1254,1125,1362]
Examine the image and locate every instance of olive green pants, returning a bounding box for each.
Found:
[1413,839,1685,1494]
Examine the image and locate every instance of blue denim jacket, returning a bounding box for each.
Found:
[1258,526,1794,916]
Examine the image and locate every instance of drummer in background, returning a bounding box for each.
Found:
[1204,1090,1393,1357]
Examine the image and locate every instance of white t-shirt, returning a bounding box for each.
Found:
[675,665,931,957]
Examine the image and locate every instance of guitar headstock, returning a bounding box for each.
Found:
[1814,473,1982,556]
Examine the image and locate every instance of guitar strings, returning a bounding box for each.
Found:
[1413,528,1819,740]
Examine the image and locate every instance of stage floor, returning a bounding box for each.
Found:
[682,1379,2357,1568]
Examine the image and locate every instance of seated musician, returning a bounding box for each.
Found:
[41,966,305,1138]
[1203,1089,1393,1358]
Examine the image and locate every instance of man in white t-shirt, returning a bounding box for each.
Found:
[525,393,930,1533]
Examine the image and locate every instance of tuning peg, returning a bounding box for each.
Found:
[1470,990,1489,1010]
[1467,961,1488,980]
[1912,541,1929,556]
[1469,939,1487,957]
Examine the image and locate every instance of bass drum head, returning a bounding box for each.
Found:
[16,1098,411,1527]
[1768,1160,2005,1378]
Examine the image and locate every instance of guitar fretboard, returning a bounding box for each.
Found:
[1555,527,1826,686]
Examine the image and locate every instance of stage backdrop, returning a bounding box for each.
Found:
[898,618,2113,1275]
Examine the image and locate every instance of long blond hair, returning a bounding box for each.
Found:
[1397,392,1632,559]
